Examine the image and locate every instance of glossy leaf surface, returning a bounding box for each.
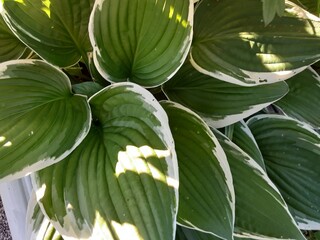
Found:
[213,129,305,240]
[275,67,320,129]
[33,83,178,239]
[162,101,234,239]
[232,121,266,170]
[0,15,27,63]
[89,0,193,87]
[0,60,91,182]
[1,0,94,67]
[163,61,288,128]
[191,0,320,86]
[248,115,320,230]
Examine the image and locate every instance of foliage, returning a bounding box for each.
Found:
[0,0,320,239]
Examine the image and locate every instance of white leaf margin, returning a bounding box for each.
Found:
[88,0,194,88]
[32,82,180,240]
[0,59,92,183]
[190,1,320,86]
[201,95,288,128]
[212,128,303,240]
[246,114,320,230]
[162,100,236,237]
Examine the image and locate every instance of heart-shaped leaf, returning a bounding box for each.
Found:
[274,67,320,129]
[89,0,193,87]
[191,0,320,86]
[0,15,27,63]
[162,101,234,240]
[33,83,178,239]
[0,60,91,182]
[1,0,94,67]
[213,129,306,240]
[247,115,320,230]
[163,60,288,128]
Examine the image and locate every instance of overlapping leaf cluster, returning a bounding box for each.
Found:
[0,0,320,239]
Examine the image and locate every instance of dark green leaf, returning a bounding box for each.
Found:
[0,15,27,62]
[162,101,234,239]
[176,225,222,240]
[213,129,306,239]
[163,60,288,127]
[232,121,266,170]
[72,82,104,98]
[275,67,320,129]
[248,115,320,230]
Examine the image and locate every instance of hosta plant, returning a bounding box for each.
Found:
[0,0,320,239]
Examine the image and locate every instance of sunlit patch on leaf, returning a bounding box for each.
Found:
[33,83,179,239]
[191,0,320,86]
[89,0,193,87]
[1,0,94,66]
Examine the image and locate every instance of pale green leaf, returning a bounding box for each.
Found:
[247,115,320,230]
[1,0,94,67]
[33,83,178,240]
[89,0,193,87]
[212,129,306,240]
[0,60,91,182]
[162,101,234,240]
[163,60,288,128]
[191,0,320,86]
[274,67,320,129]
[0,15,27,62]
[262,0,286,26]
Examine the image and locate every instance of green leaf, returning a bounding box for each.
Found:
[247,115,320,230]
[162,101,234,240]
[191,0,320,86]
[262,0,286,26]
[0,15,27,63]
[72,81,104,98]
[274,67,320,129]
[176,225,222,240]
[26,192,63,240]
[162,60,288,128]
[212,129,306,240]
[1,0,94,67]
[232,121,266,171]
[89,0,193,87]
[0,60,91,182]
[33,83,178,239]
